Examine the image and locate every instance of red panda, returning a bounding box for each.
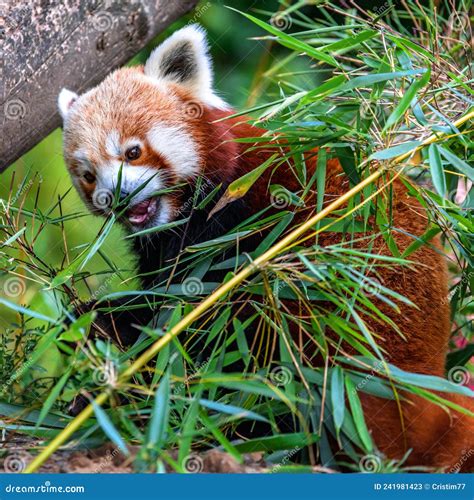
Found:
[58,25,473,471]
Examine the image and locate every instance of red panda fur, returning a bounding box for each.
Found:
[58,29,473,472]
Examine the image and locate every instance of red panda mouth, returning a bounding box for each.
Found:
[126,197,159,225]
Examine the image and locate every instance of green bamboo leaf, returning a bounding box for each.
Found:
[383,68,430,131]
[446,345,474,371]
[260,91,307,120]
[233,433,319,453]
[36,369,72,428]
[0,298,59,324]
[401,225,441,258]
[147,373,170,450]
[178,388,201,464]
[254,212,294,254]
[301,75,346,103]
[342,69,426,91]
[1,227,26,247]
[371,141,421,160]
[331,366,345,435]
[49,255,84,289]
[438,146,474,181]
[79,216,115,270]
[345,376,373,453]
[428,144,447,196]
[231,9,338,66]
[92,401,129,456]
[197,398,268,422]
[319,30,377,53]
[316,148,327,212]
[186,231,252,250]
[200,412,242,463]
[208,154,278,217]
[125,217,189,239]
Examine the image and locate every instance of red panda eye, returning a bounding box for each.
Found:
[83,172,96,183]
[125,146,141,161]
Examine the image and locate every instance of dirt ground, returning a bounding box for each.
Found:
[1,439,271,473]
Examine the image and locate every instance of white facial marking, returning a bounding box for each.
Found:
[72,149,93,175]
[105,130,121,157]
[157,197,172,226]
[122,137,144,153]
[147,124,200,179]
[93,161,162,205]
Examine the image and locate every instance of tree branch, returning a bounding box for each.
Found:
[0,0,199,172]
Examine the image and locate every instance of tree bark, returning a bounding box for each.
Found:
[0,0,199,172]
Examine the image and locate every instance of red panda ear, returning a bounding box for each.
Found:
[144,24,228,109]
[58,88,79,120]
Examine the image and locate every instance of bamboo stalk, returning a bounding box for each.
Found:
[24,109,473,473]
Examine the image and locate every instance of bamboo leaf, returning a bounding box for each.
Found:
[331,366,345,436]
[208,154,278,217]
[383,69,430,131]
[92,401,129,456]
[345,376,373,453]
[438,146,474,181]
[428,144,447,196]
[147,373,170,450]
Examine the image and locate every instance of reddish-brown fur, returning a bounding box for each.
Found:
[62,65,473,471]
[192,107,474,471]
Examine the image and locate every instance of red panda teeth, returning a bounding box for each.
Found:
[127,197,158,225]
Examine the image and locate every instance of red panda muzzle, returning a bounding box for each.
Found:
[126,197,159,226]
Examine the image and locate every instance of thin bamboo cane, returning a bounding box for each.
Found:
[24,109,473,473]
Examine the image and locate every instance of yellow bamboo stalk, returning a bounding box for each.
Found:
[24,109,473,473]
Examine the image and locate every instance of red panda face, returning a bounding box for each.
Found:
[58,25,228,233]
